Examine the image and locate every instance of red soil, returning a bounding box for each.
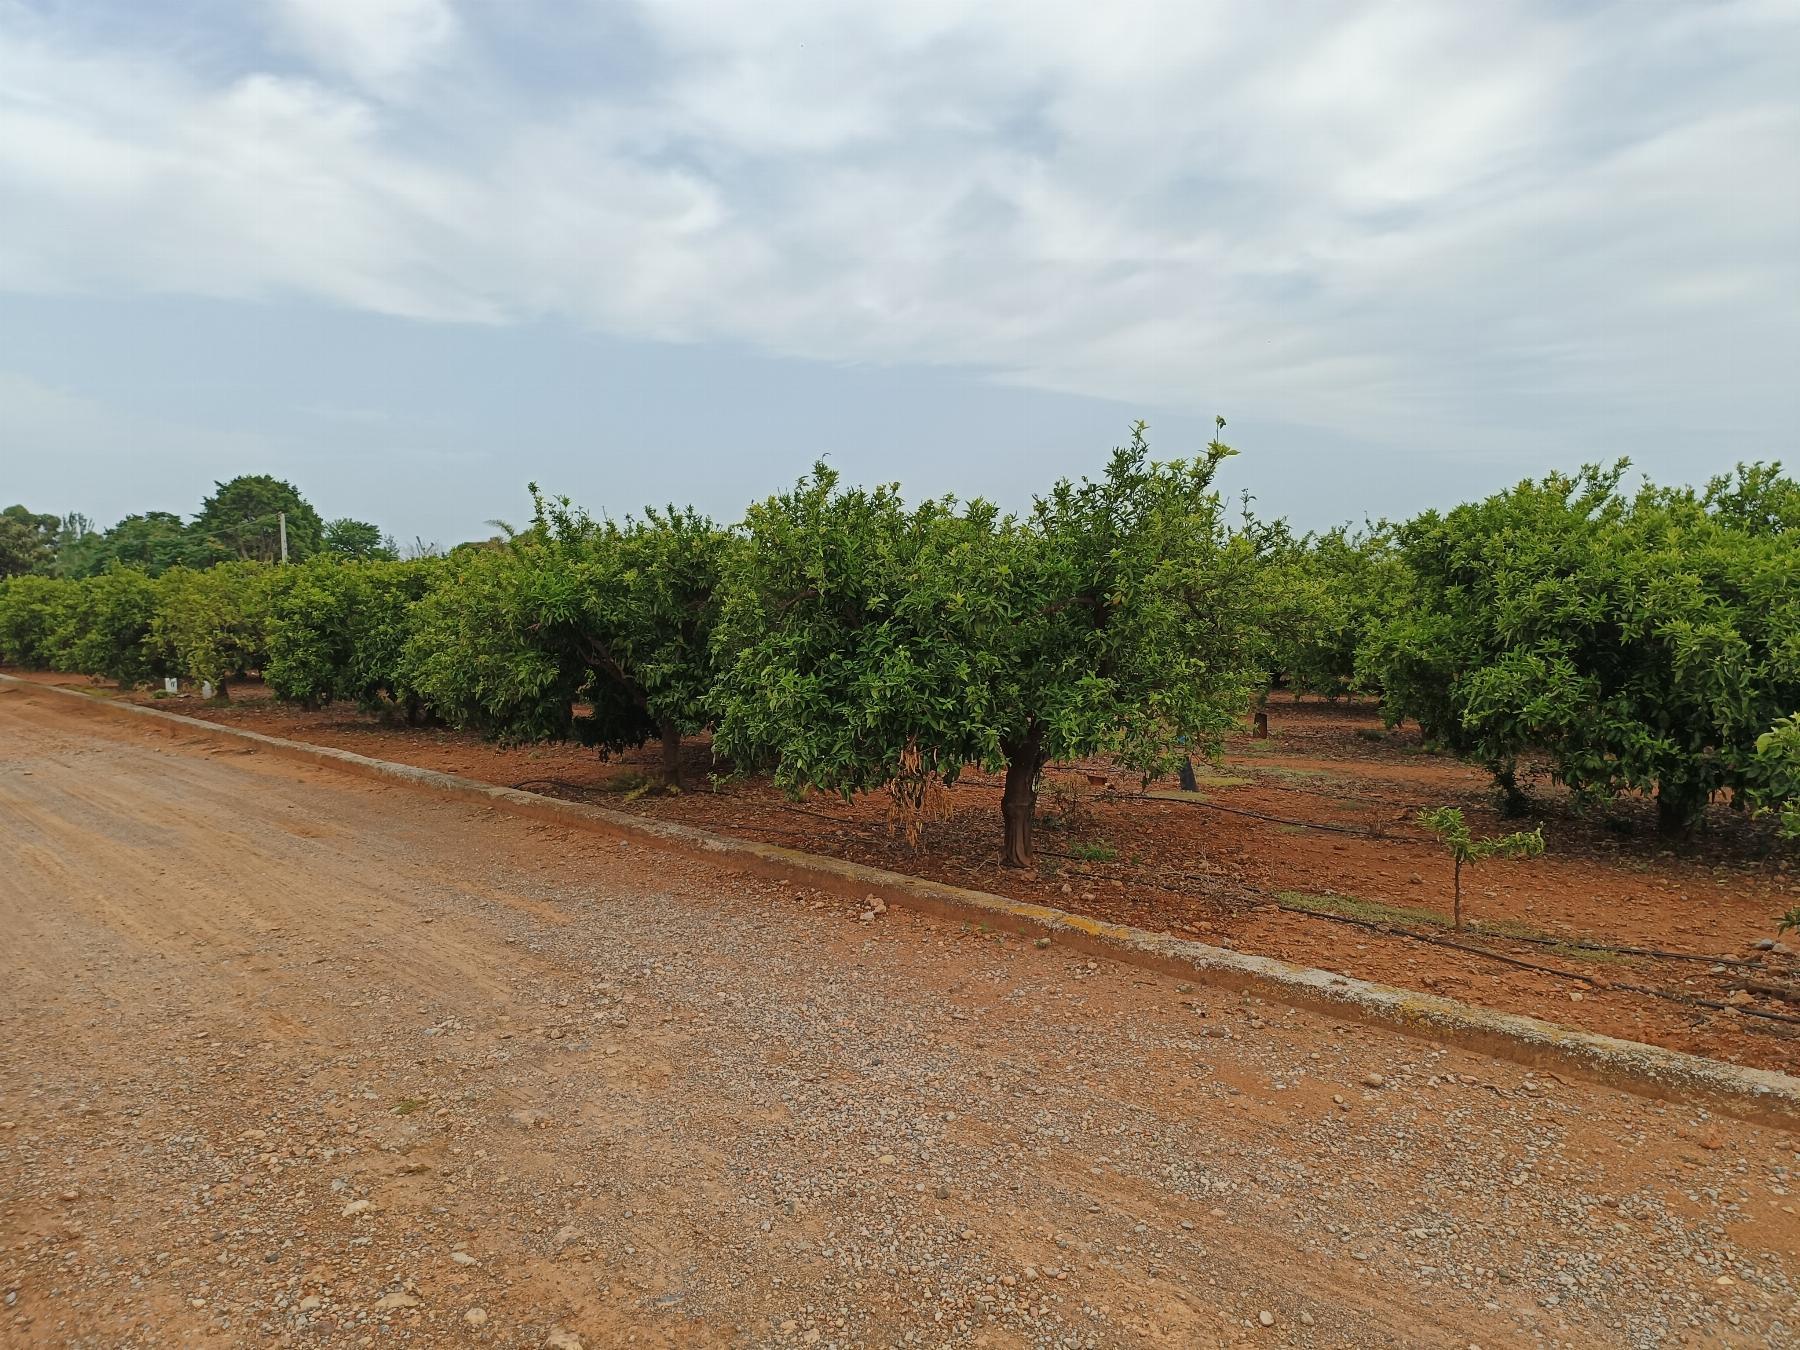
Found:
[19,671,1800,1074]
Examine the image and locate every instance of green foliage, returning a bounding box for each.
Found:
[191,475,324,564]
[51,568,166,686]
[1778,907,1800,935]
[51,513,102,577]
[36,482,366,578]
[1751,715,1800,841]
[1244,516,1401,697]
[74,512,196,577]
[0,574,78,667]
[1416,807,1545,865]
[1416,805,1545,929]
[151,563,275,697]
[398,547,579,738]
[0,505,60,578]
[1364,462,1800,832]
[520,492,734,780]
[266,558,441,713]
[9,447,1793,872]
[322,518,398,561]
[715,422,1259,863]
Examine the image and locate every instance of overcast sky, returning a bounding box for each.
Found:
[3,0,1796,545]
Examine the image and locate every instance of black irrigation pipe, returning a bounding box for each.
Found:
[1490,929,1768,969]
[1266,899,1800,1029]
[1272,902,1598,983]
[509,776,621,796]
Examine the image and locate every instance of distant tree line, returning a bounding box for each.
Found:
[0,475,396,581]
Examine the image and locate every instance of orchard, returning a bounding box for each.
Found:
[4,438,1798,858]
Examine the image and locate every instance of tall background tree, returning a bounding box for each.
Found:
[190,475,323,564]
[322,518,399,561]
[0,505,59,578]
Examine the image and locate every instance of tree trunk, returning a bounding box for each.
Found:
[1493,760,1528,817]
[1252,711,1268,739]
[214,676,230,703]
[1452,859,1463,931]
[659,719,682,791]
[999,729,1044,868]
[1656,783,1701,837]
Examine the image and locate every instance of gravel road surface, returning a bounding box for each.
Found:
[2,687,1797,1348]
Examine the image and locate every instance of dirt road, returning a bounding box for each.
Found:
[2,689,1797,1348]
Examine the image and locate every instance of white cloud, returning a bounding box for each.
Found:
[270,0,460,89]
[0,0,1795,456]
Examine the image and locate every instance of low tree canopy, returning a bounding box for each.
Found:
[523,492,733,786]
[51,567,165,686]
[151,562,276,699]
[716,423,1260,864]
[266,558,440,714]
[1753,715,1800,841]
[1362,461,1800,832]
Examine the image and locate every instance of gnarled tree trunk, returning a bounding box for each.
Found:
[999,727,1045,868]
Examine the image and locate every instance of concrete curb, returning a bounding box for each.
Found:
[9,672,1800,1128]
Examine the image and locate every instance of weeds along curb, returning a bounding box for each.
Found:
[9,673,1800,1129]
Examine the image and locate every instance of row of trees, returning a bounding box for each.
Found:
[0,476,397,581]
[1245,461,1800,837]
[0,427,1259,864]
[3,437,1797,851]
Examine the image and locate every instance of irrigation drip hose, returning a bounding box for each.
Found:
[1483,928,1767,969]
[775,801,877,827]
[1267,900,1800,1029]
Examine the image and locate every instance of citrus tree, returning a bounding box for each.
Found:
[1247,518,1400,698]
[398,546,582,739]
[151,562,274,699]
[51,568,166,686]
[0,575,77,667]
[266,558,441,715]
[522,493,733,787]
[1752,714,1800,841]
[1362,462,1800,832]
[716,423,1259,865]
